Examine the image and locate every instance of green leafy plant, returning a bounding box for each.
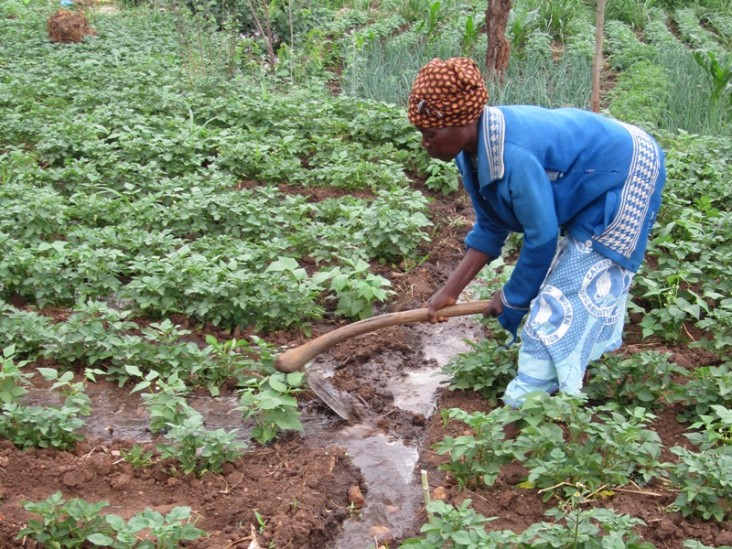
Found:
[667,445,732,521]
[519,504,655,548]
[18,492,109,548]
[18,492,205,549]
[514,394,664,501]
[121,444,156,469]
[238,371,305,444]
[156,412,247,476]
[313,256,394,319]
[434,406,522,489]
[400,499,502,548]
[670,362,732,423]
[442,339,518,405]
[584,351,686,409]
[684,405,732,449]
[90,506,205,548]
[130,369,194,434]
[693,50,732,105]
[0,368,92,450]
[0,344,33,404]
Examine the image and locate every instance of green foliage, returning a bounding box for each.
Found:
[685,405,732,449]
[668,445,732,521]
[514,394,663,501]
[606,0,657,30]
[685,543,732,549]
[121,444,156,469]
[434,406,522,489]
[352,187,433,264]
[0,345,32,404]
[607,61,670,129]
[131,370,194,434]
[442,339,517,405]
[157,412,247,476]
[0,368,92,450]
[401,498,655,548]
[0,304,54,358]
[91,506,205,548]
[693,50,732,106]
[18,492,109,549]
[670,363,732,423]
[313,257,394,319]
[400,499,500,548]
[238,371,305,444]
[519,505,654,548]
[18,492,205,549]
[605,20,656,70]
[674,7,721,51]
[527,0,591,44]
[584,351,686,409]
[423,158,460,194]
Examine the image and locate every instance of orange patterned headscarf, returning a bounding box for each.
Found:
[408,57,488,129]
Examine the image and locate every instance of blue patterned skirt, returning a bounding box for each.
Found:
[503,236,634,407]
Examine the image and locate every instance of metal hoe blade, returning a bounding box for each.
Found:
[306,370,367,422]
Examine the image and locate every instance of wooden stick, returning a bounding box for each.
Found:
[274,300,490,373]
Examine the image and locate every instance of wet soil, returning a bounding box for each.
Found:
[1,188,731,548]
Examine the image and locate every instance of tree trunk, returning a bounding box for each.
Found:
[591,0,607,112]
[485,0,512,81]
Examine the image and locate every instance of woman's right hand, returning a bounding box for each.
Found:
[424,291,457,323]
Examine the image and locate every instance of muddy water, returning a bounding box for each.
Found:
[306,317,485,548]
[23,315,484,548]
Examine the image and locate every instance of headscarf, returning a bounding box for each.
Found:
[407,57,488,128]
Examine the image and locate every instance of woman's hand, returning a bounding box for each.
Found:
[423,248,492,323]
[484,289,504,318]
[424,291,457,323]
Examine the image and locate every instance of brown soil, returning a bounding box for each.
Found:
[0,186,730,548]
[47,9,96,44]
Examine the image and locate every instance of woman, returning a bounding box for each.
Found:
[408,57,666,407]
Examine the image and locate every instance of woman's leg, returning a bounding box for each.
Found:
[502,237,634,407]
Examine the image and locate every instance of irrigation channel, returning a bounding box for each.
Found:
[25,315,485,547]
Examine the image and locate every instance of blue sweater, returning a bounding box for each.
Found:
[456,106,666,312]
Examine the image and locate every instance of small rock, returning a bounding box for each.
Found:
[226,472,245,486]
[431,486,448,501]
[670,353,693,369]
[717,532,732,546]
[498,491,514,509]
[655,518,677,539]
[110,473,132,490]
[348,485,365,507]
[368,525,392,541]
[62,472,81,487]
[166,477,179,487]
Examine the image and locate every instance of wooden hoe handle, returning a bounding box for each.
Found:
[274,300,490,373]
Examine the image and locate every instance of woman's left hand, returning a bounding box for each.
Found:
[484,289,504,318]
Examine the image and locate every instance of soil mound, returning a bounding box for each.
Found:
[47,9,96,43]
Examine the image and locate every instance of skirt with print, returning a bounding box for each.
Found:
[502,236,634,408]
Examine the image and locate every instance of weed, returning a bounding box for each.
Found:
[121,444,156,469]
